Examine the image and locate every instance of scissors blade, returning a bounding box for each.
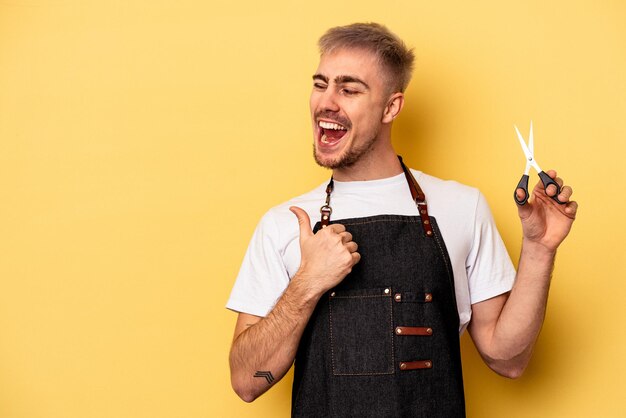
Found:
[515,124,534,174]
[514,125,532,158]
[527,121,542,172]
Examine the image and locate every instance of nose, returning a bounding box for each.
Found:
[316,89,340,113]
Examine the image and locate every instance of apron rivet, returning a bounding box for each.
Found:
[424,220,430,225]
[425,293,432,302]
[323,215,328,220]
[427,328,433,335]
[330,292,335,297]
[384,288,390,294]
[400,362,407,370]
[394,294,401,302]
[425,361,432,368]
[426,230,433,236]
[396,327,402,334]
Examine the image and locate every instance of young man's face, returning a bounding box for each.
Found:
[310,48,391,169]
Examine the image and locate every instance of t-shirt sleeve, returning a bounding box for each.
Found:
[226,211,291,317]
[466,192,516,304]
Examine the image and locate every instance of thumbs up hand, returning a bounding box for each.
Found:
[289,206,360,294]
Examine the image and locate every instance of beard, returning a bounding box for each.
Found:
[313,130,379,170]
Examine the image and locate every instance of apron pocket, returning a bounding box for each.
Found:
[329,287,394,376]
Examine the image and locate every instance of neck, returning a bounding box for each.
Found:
[332,143,403,182]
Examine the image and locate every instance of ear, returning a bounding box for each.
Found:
[381,92,405,124]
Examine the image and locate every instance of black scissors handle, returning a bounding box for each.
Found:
[514,174,530,205]
[538,171,565,204]
[514,172,565,205]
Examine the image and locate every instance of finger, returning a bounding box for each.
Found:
[515,188,526,202]
[327,223,346,234]
[565,200,578,218]
[536,170,562,198]
[339,231,353,244]
[289,206,314,239]
[517,193,533,219]
[557,185,573,202]
[555,176,564,187]
[545,183,558,197]
[345,241,358,253]
[351,252,361,265]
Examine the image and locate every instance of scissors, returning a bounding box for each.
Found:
[514,121,564,205]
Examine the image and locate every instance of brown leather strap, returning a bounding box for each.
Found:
[320,179,333,228]
[399,360,432,370]
[399,156,433,237]
[395,326,433,336]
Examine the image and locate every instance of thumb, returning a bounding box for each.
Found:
[516,188,533,220]
[289,206,314,239]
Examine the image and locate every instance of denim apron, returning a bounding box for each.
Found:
[291,158,466,417]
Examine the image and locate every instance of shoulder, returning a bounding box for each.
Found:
[412,170,482,214]
[410,170,497,257]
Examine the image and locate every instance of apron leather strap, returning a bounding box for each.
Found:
[320,179,333,228]
[399,156,434,237]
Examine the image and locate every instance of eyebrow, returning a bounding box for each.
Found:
[312,74,328,83]
[312,74,370,90]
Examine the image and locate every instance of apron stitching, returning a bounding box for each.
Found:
[329,293,395,375]
[432,226,455,294]
[389,292,396,372]
[329,293,336,375]
[341,219,422,226]
[433,234,454,283]
[332,371,395,376]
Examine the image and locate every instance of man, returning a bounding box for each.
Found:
[227,23,577,417]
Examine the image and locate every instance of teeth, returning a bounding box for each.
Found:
[321,134,329,144]
[319,121,346,130]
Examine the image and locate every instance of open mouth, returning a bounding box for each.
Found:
[319,120,348,146]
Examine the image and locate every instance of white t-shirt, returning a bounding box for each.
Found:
[226,170,516,333]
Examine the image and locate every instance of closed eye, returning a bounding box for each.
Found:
[312,74,328,91]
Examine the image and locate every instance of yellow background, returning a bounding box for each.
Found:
[1,1,625,417]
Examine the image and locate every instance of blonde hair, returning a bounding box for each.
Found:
[318,22,415,93]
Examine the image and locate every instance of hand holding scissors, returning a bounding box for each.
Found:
[514,121,565,206]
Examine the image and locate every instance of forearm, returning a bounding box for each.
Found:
[486,239,556,374]
[229,274,322,402]
[230,209,360,400]
[471,171,576,377]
